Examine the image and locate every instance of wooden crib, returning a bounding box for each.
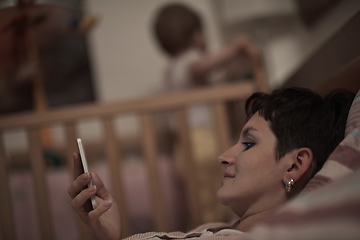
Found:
[0,63,267,240]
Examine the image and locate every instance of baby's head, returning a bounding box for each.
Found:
[153,3,205,56]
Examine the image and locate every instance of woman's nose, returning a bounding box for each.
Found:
[217,147,235,167]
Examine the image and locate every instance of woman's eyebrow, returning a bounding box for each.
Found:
[242,126,258,138]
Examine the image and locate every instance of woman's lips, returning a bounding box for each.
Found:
[221,172,234,185]
[223,172,235,179]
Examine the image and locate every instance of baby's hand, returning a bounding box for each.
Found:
[231,36,252,53]
[231,36,261,65]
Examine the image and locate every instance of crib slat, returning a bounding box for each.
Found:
[65,122,78,172]
[28,128,54,240]
[213,102,231,153]
[140,113,167,231]
[175,109,201,228]
[212,102,232,192]
[103,117,131,237]
[65,122,77,172]
[245,43,268,93]
[0,133,16,240]
[64,122,94,240]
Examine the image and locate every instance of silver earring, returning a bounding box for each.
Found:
[285,179,294,192]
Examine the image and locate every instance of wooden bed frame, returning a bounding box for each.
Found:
[0,56,268,239]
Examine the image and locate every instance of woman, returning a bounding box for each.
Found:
[68,87,354,240]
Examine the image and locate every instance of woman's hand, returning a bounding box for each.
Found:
[68,153,122,240]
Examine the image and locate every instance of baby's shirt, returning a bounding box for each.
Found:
[165,48,222,128]
[165,48,223,90]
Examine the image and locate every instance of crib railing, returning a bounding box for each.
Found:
[0,80,266,240]
[0,54,269,240]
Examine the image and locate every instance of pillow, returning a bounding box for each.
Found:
[244,169,360,240]
[300,89,360,194]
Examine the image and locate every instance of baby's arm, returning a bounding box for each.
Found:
[189,37,258,82]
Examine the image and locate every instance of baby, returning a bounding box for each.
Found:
[153,3,255,90]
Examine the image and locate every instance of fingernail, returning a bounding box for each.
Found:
[82,172,90,181]
[103,200,112,208]
[89,185,96,192]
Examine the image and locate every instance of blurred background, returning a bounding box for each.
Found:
[0,0,360,239]
[1,0,360,147]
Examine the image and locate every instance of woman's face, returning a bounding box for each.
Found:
[216,112,290,217]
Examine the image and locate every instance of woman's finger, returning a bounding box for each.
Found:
[90,172,111,199]
[68,172,91,199]
[71,185,97,211]
[88,200,113,222]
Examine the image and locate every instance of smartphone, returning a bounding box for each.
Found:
[77,138,97,209]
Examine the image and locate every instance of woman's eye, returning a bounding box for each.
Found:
[241,142,255,151]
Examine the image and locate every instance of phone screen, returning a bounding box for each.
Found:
[77,138,97,209]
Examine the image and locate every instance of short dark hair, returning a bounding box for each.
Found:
[245,87,355,176]
[153,3,202,56]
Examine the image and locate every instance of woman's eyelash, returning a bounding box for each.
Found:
[241,142,255,151]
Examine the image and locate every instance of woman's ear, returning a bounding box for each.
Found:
[283,148,313,184]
